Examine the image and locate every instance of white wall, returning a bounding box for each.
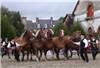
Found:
[75,10,100,32]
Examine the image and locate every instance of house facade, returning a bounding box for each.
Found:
[21,17,58,30]
[72,0,100,35]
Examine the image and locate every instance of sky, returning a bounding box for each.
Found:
[1,0,78,21]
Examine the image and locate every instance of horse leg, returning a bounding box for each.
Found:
[35,50,39,61]
[69,49,73,58]
[30,50,33,61]
[77,50,80,59]
[26,50,29,61]
[39,50,42,61]
[64,48,69,60]
[44,49,48,61]
[21,51,25,61]
[51,50,55,59]
[55,48,60,60]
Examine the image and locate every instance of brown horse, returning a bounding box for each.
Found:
[42,38,55,60]
[17,42,32,61]
[65,40,80,58]
[14,29,35,61]
[51,31,81,60]
[30,39,44,61]
[19,29,44,61]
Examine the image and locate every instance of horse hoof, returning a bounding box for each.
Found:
[29,59,33,61]
[21,59,24,61]
[36,58,39,62]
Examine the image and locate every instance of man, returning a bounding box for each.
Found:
[7,39,19,49]
[1,38,9,58]
[80,34,89,62]
[7,39,20,61]
[89,36,99,60]
[2,38,8,48]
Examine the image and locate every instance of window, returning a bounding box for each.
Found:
[53,25,55,27]
[37,24,40,28]
[87,2,93,18]
[45,24,47,28]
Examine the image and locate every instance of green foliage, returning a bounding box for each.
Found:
[53,17,67,36]
[1,6,24,40]
[53,17,86,36]
[53,22,67,36]
[1,16,16,40]
[67,21,86,36]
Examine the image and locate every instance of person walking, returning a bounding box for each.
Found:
[80,34,89,62]
[89,36,99,60]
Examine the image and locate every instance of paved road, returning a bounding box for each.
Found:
[0,53,100,68]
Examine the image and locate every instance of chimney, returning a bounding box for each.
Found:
[50,17,53,21]
[36,17,39,23]
[21,17,27,27]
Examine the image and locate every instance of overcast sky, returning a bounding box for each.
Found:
[1,0,78,21]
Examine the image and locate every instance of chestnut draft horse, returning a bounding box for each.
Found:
[65,40,80,58]
[39,30,81,60]
[17,41,33,61]
[51,31,81,60]
[14,29,35,61]
[62,31,81,58]
[18,29,45,61]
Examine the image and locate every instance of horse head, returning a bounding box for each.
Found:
[22,29,35,41]
[71,30,81,42]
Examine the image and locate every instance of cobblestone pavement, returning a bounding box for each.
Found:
[0,53,100,68]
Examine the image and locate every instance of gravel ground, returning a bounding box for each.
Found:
[0,53,100,68]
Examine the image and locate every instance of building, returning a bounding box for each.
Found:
[72,0,100,36]
[21,17,58,30]
[36,17,57,29]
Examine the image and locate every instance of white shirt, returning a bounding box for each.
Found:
[88,39,99,44]
[83,39,88,48]
[7,41,19,48]
[2,41,7,46]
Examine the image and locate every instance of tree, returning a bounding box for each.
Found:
[1,6,24,40]
[53,17,86,36]
[1,16,16,40]
[53,17,68,36]
[68,21,86,36]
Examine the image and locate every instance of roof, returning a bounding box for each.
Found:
[26,19,58,29]
[26,20,36,30]
[72,0,100,16]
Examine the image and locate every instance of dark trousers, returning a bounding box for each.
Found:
[91,47,98,60]
[80,48,89,62]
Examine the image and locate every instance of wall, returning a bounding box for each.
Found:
[74,10,100,32]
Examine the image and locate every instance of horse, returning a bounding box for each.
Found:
[64,40,80,58]
[17,29,44,61]
[51,30,81,60]
[30,39,44,61]
[17,41,32,61]
[13,29,35,61]
[62,31,81,58]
